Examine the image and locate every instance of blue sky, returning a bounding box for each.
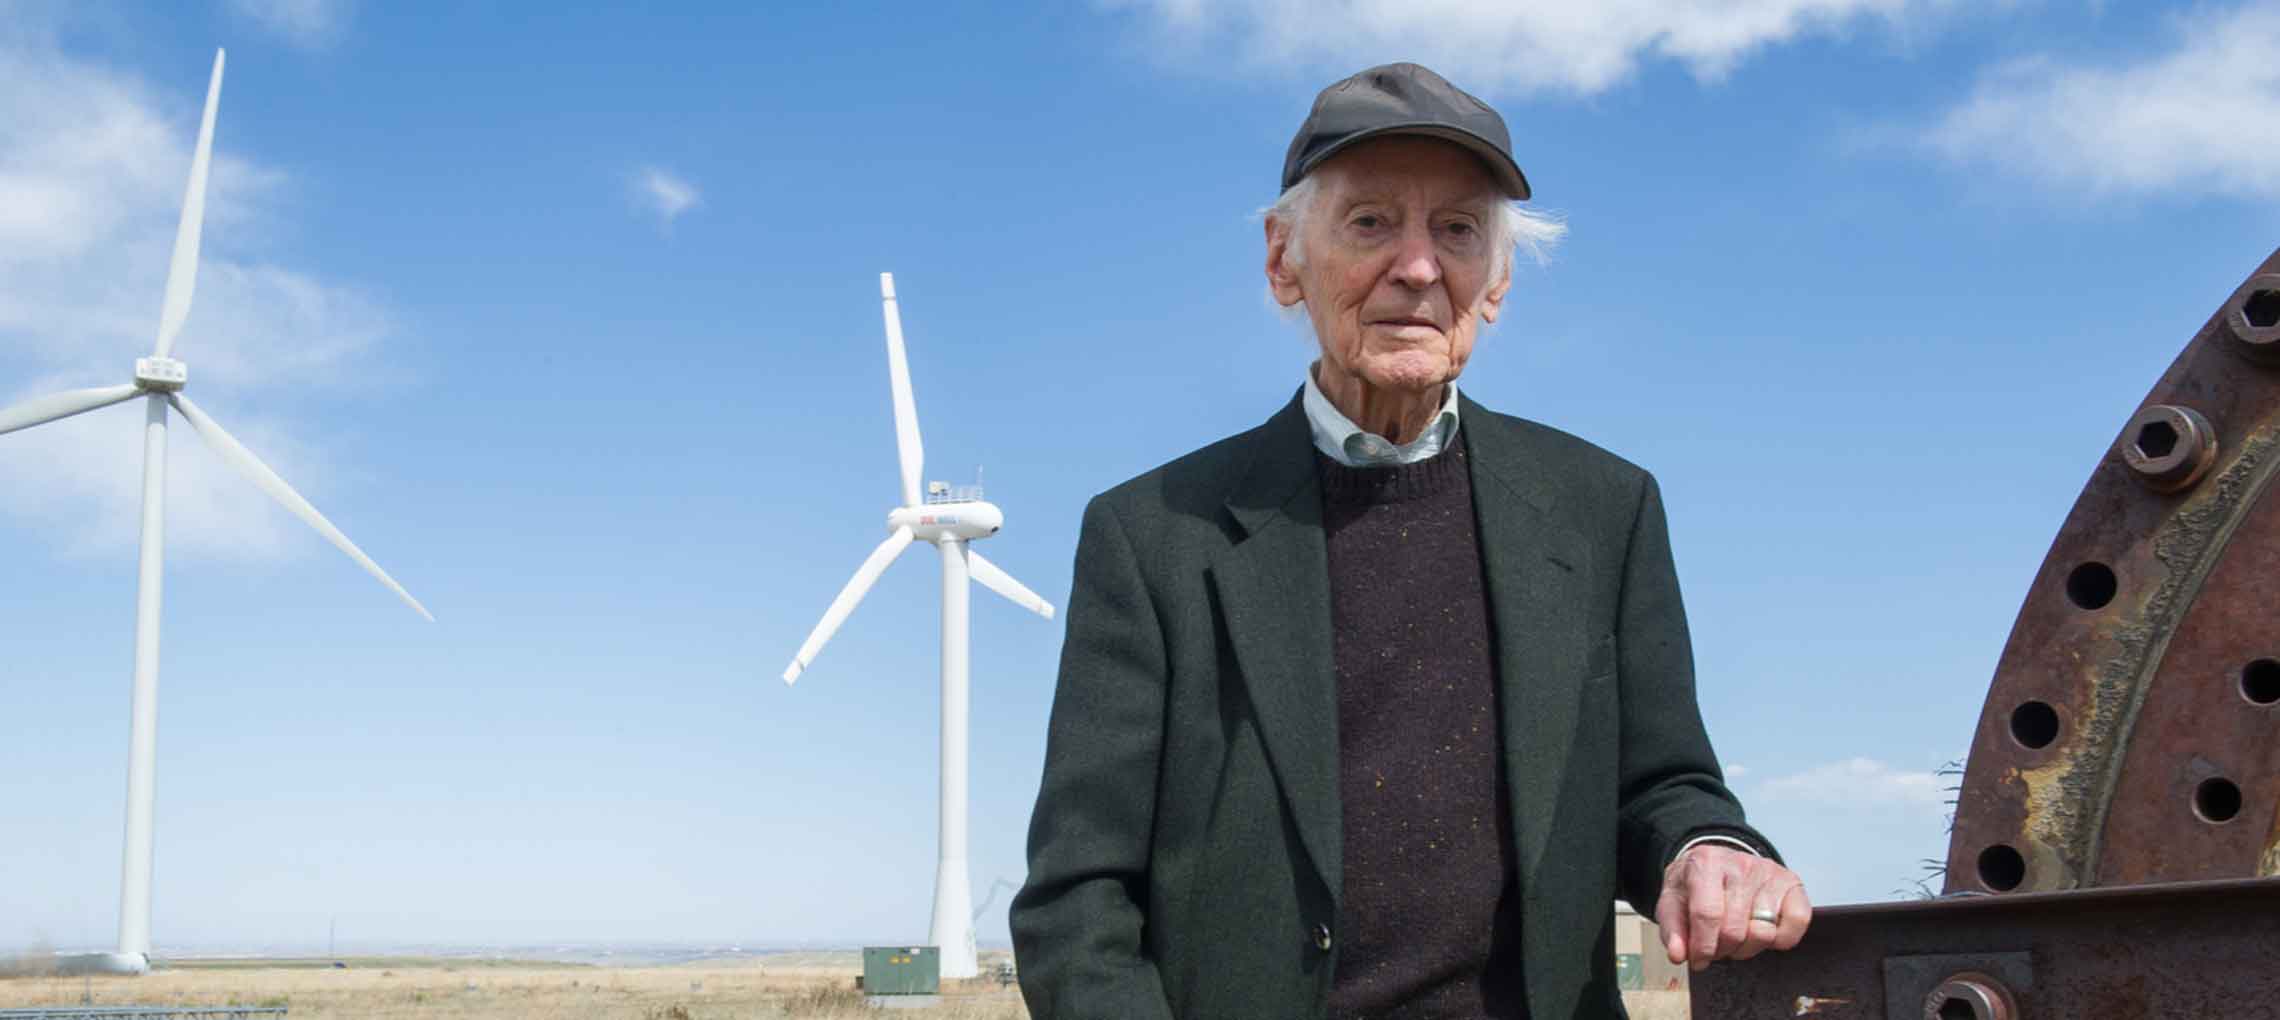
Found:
[4,0,2278,953]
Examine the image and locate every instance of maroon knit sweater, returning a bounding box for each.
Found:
[1320,444,1528,1020]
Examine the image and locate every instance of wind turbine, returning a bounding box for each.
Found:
[782,273,1055,980]
[0,49,432,975]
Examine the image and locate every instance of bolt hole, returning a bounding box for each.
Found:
[2243,659,2280,706]
[2248,290,2280,330]
[1976,844,2026,892]
[2134,419,2179,459]
[2195,777,2242,823]
[2065,562,2117,610]
[2009,701,2060,749]
[1938,998,1978,1020]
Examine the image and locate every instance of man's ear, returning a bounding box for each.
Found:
[1479,262,1513,323]
[1265,217,1305,308]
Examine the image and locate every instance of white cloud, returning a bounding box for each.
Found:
[0,38,392,562]
[1103,0,1951,96]
[1925,2,2280,199]
[1741,757,1952,903]
[226,0,355,50]
[632,167,700,227]
[1756,756,1944,806]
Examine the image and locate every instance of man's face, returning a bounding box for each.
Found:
[1267,136,1512,395]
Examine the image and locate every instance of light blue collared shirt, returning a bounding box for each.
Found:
[1301,366,1462,467]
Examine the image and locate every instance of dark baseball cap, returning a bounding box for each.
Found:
[1282,62,1531,200]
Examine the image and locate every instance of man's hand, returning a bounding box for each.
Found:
[1653,844,1811,971]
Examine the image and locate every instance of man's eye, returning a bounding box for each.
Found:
[1352,216,1381,229]
[1445,221,1477,237]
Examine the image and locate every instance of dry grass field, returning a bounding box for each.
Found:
[1624,989,1692,1020]
[0,953,1027,1019]
[0,954,1689,1018]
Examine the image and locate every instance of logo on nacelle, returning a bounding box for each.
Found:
[892,502,1000,539]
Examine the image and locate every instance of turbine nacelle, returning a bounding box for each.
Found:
[889,500,1003,542]
[133,357,188,393]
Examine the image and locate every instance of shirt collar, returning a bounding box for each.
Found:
[1301,364,1462,468]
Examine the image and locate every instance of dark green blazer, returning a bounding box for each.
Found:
[1011,392,1770,1019]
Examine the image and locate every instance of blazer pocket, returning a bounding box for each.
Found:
[1583,632,1616,681]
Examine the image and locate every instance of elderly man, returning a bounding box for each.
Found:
[1011,63,1810,1019]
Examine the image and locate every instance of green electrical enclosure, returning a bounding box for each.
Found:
[1615,952,1644,991]
[862,946,941,996]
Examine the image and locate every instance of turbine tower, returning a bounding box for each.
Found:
[782,273,1055,979]
[0,49,432,975]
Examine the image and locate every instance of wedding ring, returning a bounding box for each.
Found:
[1749,907,1779,925]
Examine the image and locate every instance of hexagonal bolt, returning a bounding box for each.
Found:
[1923,973,2015,1020]
[2119,404,2218,493]
[2223,274,2280,359]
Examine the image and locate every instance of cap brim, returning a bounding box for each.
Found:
[1292,121,1531,200]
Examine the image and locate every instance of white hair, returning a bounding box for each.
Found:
[1265,173,1567,279]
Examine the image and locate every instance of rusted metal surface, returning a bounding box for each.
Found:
[2094,474,2280,885]
[1945,246,2280,894]
[1690,877,2280,1019]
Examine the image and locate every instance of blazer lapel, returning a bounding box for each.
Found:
[1208,394,1343,900]
[1462,397,1595,888]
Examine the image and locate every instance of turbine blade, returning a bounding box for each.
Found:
[154,49,224,359]
[967,550,1055,620]
[880,273,924,507]
[168,393,434,622]
[783,526,917,685]
[0,384,142,436]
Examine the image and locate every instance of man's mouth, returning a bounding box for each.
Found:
[1372,316,1441,330]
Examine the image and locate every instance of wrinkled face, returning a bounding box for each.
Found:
[1267,137,1512,395]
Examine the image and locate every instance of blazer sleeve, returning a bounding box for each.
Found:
[1009,496,1176,1019]
[1612,471,1779,913]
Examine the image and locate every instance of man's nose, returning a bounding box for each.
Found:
[1388,223,1441,289]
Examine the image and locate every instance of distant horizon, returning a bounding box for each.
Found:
[12,938,1019,961]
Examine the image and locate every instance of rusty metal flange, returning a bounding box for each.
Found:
[1945,247,2280,895]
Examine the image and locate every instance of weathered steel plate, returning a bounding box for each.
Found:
[1691,877,2280,1019]
[1945,247,2280,894]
